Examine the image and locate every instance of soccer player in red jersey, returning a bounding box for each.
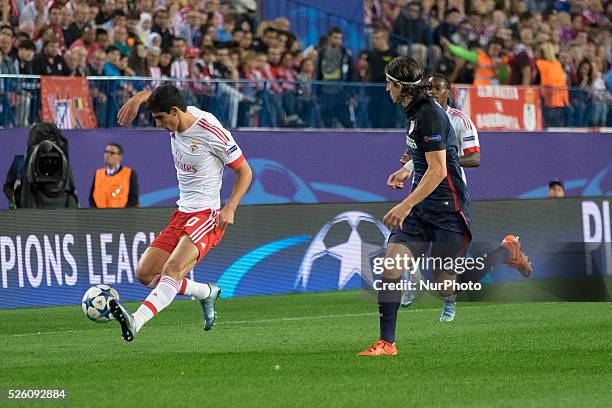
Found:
[108,84,252,342]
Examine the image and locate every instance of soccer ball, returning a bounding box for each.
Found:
[81,285,120,323]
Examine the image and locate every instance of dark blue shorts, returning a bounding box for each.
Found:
[388,207,472,260]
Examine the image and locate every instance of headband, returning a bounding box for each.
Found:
[385,72,423,85]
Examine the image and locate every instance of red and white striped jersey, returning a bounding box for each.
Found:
[446,107,479,184]
[171,106,245,212]
[446,107,480,157]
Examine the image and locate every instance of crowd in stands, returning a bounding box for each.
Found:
[0,0,610,128]
[365,0,612,126]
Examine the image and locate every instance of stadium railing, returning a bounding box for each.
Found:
[0,74,610,129]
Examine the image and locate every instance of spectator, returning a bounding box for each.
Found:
[13,39,37,126]
[103,10,127,31]
[18,22,35,41]
[0,0,17,27]
[167,1,184,35]
[170,37,189,83]
[88,5,100,25]
[315,27,356,128]
[63,3,90,47]
[125,13,140,45]
[137,13,153,46]
[147,32,162,49]
[0,25,15,61]
[143,46,162,88]
[216,12,236,43]
[65,45,88,76]
[442,36,509,84]
[89,143,139,208]
[571,59,594,126]
[112,25,131,57]
[103,45,122,76]
[87,49,106,76]
[239,30,253,51]
[535,42,570,127]
[199,46,221,80]
[548,179,566,198]
[367,28,398,128]
[69,26,98,63]
[159,49,173,76]
[152,9,173,50]
[252,25,277,53]
[392,2,437,68]
[0,40,16,74]
[357,50,369,82]
[433,8,462,47]
[32,38,70,75]
[508,28,535,85]
[115,0,129,14]
[60,6,74,42]
[128,42,147,75]
[15,40,35,74]
[591,61,609,126]
[179,10,204,48]
[95,0,116,25]
[87,49,109,127]
[295,57,320,126]
[216,46,240,80]
[19,0,47,27]
[35,4,67,53]
[95,28,112,53]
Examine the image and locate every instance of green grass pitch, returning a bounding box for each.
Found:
[1,291,611,408]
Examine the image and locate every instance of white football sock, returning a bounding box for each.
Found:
[178,278,212,300]
[132,276,180,332]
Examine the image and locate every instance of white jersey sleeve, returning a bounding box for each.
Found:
[447,107,480,156]
[460,114,480,155]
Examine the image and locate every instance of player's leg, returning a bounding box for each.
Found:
[459,235,532,284]
[432,268,458,322]
[359,242,417,356]
[400,269,416,308]
[134,247,170,288]
[110,235,200,341]
[431,220,471,323]
[401,266,423,308]
[135,245,218,299]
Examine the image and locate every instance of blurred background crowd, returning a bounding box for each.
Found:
[0,0,610,128]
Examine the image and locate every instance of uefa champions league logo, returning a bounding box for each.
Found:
[295,211,390,291]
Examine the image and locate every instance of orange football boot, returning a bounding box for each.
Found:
[501,235,533,277]
[358,340,397,356]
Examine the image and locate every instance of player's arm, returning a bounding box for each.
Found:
[458,115,480,167]
[399,149,411,165]
[217,159,253,230]
[459,151,480,167]
[117,90,152,126]
[387,150,413,189]
[383,150,447,228]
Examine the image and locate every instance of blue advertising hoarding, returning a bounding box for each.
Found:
[1,198,611,308]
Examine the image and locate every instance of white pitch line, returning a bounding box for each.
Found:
[0,302,563,338]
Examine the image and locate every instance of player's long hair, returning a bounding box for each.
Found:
[385,56,430,103]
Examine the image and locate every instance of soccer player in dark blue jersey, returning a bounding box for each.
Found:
[359,56,471,356]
